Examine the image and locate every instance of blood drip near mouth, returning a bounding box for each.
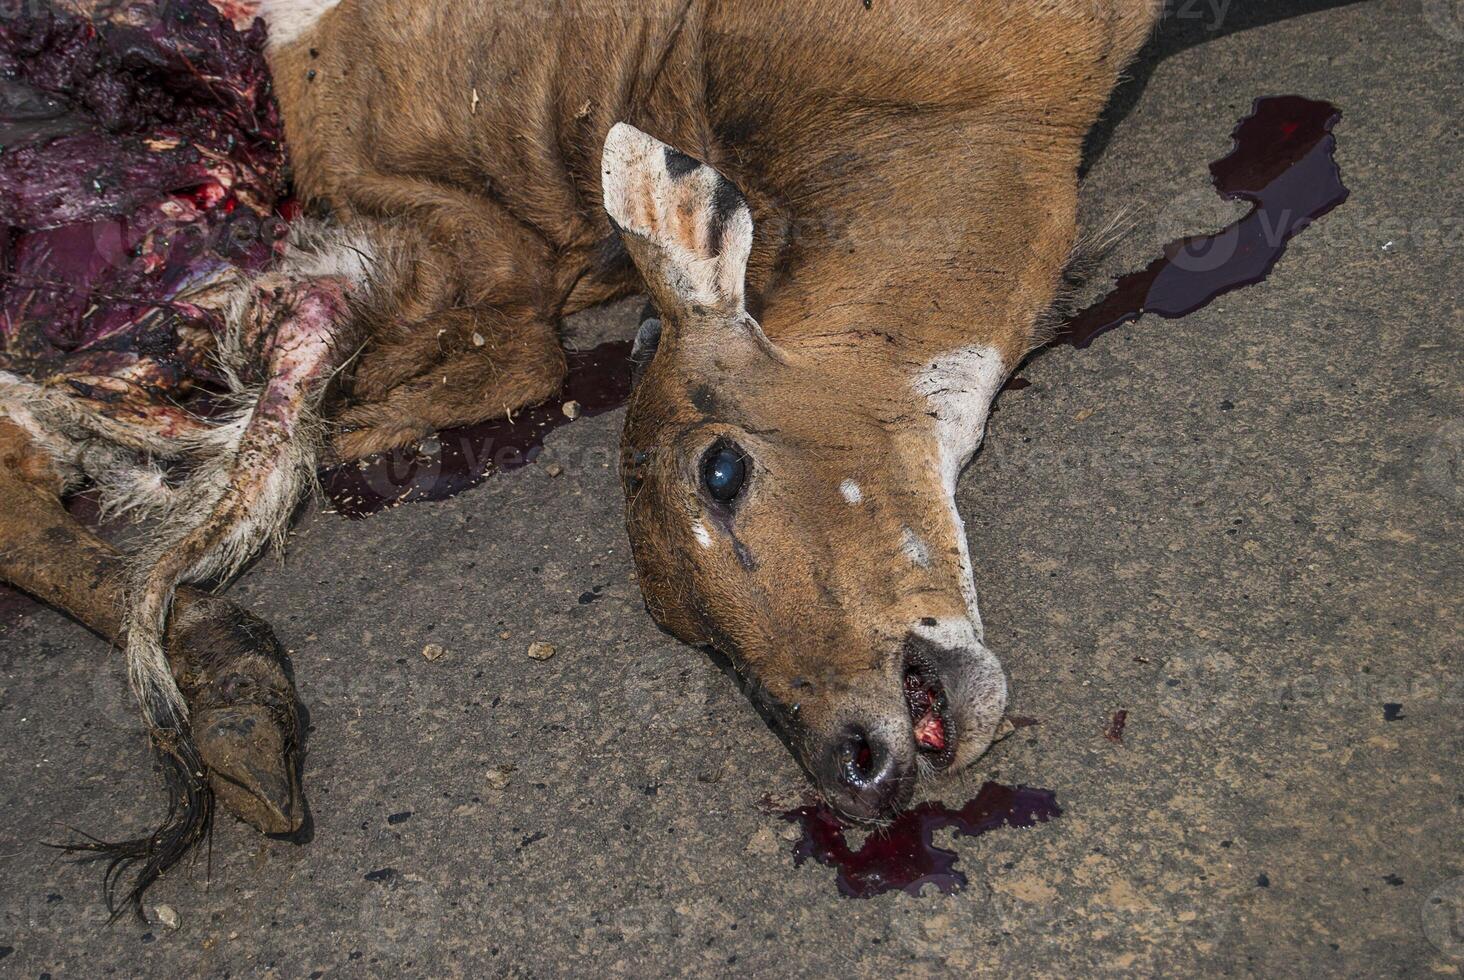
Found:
[782,782,1062,899]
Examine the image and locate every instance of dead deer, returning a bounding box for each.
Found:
[0,0,1161,910]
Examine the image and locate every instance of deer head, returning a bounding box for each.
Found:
[603,123,1013,822]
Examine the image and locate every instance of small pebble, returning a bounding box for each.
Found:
[527,641,556,661]
[471,331,486,347]
[153,904,180,931]
[544,463,563,477]
[485,765,516,791]
[421,643,447,662]
[561,400,582,420]
[744,826,780,855]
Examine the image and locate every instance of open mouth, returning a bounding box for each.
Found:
[903,654,955,768]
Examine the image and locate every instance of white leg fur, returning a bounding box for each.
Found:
[4,222,377,736]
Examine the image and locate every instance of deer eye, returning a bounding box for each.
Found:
[702,443,748,503]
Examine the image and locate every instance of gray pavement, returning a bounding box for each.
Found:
[2,0,1461,975]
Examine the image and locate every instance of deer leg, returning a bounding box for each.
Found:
[0,254,355,911]
[113,272,350,843]
[334,305,567,460]
[0,420,303,901]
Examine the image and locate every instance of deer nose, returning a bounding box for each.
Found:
[817,721,916,821]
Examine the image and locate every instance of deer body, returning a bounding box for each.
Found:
[0,0,1159,907]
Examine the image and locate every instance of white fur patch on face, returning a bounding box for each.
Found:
[839,479,863,505]
[900,526,930,567]
[691,519,712,549]
[260,0,340,49]
[911,344,1009,632]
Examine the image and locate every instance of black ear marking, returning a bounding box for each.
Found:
[663,145,702,179]
[630,315,663,386]
[707,177,747,256]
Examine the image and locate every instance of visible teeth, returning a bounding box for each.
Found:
[904,672,933,713]
[906,668,949,754]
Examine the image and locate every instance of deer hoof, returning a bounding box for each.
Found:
[196,702,303,835]
[167,595,305,836]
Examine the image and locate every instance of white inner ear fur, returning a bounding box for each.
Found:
[601,122,753,312]
[911,344,1009,636]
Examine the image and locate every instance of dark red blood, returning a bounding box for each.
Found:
[1,0,287,385]
[783,782,1061,898]
[1000,95,1348,396]
[322,341,634,518]
[1105,709,1129,743]
[1059,95,1347,349]
[276,199,303,223]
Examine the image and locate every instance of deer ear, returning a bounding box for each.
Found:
[601,123,753,318]
[630,315,662,386]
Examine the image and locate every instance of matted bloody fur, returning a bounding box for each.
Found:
[0,0,1161,910]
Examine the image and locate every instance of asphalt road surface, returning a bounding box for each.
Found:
[2,0,1460,975]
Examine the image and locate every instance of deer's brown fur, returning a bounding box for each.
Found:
[271,0,1156,454]
[0,0,1161,905]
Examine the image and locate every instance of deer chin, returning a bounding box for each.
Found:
[934,639,1009,780]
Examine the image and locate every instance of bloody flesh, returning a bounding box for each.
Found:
[0,1,288,387]
[904,669,947,752]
